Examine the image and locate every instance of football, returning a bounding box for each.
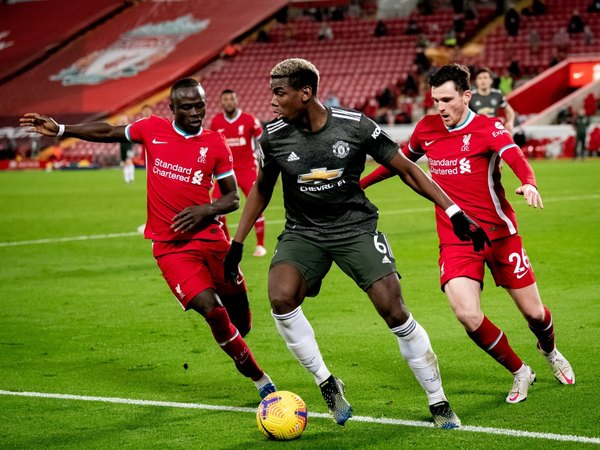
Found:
[256,391,308,440]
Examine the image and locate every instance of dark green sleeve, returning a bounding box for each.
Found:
[360,115,399,165]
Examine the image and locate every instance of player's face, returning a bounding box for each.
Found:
[431,81,471,128]
[475,72,493,91]
[220,93,238,116]
[170,86,206,134]
[270,78,307,123]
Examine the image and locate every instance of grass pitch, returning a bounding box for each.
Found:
[0,160,599,449]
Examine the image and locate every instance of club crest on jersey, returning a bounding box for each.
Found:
[332,140,350,158]
[198,147,208,163]
[461,133,471,152]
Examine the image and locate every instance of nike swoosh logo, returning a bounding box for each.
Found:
[425,140,435,146]
[516,270,529,279]
[573,72,583,79]
[560,369,574,384]
[152,138,168,144]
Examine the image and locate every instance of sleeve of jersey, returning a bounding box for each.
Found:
[253,117,263,139]
[407,124,425,161]
[360,165,394,189]
[500,146,537,187]
[362,116,398,164]
[126,120,145,143]
[214,136,235,181]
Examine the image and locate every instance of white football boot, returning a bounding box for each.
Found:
[506,364,536,404]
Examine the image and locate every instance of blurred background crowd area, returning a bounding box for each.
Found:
[0,0,599,168]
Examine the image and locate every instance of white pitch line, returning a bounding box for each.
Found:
[0,232,140,248]
[1,193,598,248]
[0,390,598,444]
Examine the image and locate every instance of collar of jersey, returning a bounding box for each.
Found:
[447,109,475,132]
[172,121,203,139]
[224,109,242,124]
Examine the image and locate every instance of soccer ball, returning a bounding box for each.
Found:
[256,391,308,440]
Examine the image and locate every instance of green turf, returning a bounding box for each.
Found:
[0,161,599,449]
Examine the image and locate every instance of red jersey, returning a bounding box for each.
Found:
[210,110,262,172]
[406,111,536,245]
[126,116,234,243]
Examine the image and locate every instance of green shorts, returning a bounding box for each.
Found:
[270,230,399,297]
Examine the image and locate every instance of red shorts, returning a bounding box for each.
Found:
[153,239,247,309]
[439,234,536,291]
[213,166,257,198]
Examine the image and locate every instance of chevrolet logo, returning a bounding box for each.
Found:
[297,167,343,184]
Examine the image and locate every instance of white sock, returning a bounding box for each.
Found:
[253,372,273,390]
[391,314,447,405]
[126,164,135,182]
[272,306,331,385]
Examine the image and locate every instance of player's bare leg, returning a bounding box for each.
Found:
[508,284,575,385]
[445,277,535,403]
[269,263,352,425]
[369,274,460,428]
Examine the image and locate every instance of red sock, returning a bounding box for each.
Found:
[219,215,230,241]
[220,293,252,338]
[467,316,523,373]
[528,305,555,353]
[205,306,263,380]
[254,215,265,247]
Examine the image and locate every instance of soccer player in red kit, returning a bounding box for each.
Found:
[19,78,276,400]
[210,89,266,257]
[361,64,574,403]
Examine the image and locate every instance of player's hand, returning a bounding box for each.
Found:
[515,184,543,209]
[224,241,244,284]
[450,211,492,252]
[19,113,60,137]
[171,205,212,233]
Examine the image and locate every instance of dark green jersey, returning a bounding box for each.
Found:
[260,106,398,240]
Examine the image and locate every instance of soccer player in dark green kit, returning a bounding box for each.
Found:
[224,58,490,428]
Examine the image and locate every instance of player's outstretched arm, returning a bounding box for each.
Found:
[19,113,129,143]
[386,150,491,251]
[500,146,542,209]
[515,184,544,208]
[171,175,240,233]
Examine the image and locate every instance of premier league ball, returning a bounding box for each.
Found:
[256,391,308,440]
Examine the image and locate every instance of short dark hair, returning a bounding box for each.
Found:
[271,58,320,96]
[428,64,471,93]
[474,67,494,78]
[221,89,236,96]
[170,78,202,102]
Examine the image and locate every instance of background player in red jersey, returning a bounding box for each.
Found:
[19,78,276,400]
[361,64,574,404]
[210,89,267,257]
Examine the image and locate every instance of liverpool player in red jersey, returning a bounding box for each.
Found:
[361,64,574,403]
[19,78,276,400]
[210,89,267,257]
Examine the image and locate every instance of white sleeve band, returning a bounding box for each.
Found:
[445,204,461,218]
[56,124,65,137]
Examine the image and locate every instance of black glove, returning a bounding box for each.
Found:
[224,241,244,284]
[450,211,492,252]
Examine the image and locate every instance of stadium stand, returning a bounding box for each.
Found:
[2,0,599,166]
[0,0,129,84]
